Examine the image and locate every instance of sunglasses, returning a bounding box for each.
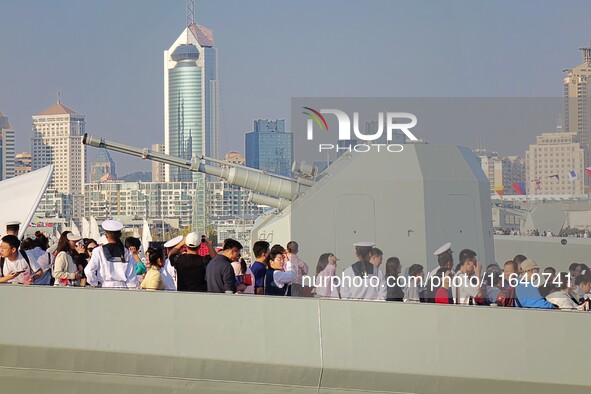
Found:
[87,247,95,252]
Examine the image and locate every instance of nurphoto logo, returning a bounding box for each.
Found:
[302,107,419,153]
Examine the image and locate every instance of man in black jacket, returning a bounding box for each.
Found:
[206,239,246,293]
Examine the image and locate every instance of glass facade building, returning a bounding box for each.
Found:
[245,119,293,177]
[164,23,219,231]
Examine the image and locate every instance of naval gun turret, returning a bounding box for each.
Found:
[83,133,495,272]
[83,134,310,209]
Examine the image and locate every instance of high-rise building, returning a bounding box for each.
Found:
[475,150,525,195]
[14,152,32,177]
[0,111,15,180]
[90,148,116,182]
[563,43,591,183]
[32,101,86,219]
[84,181,199,229]
[163,8,219,231]
[245,119,293,177]
[151,144,165,182]
[525,131,584,196]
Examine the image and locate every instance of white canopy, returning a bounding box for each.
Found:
[0,166,53,239]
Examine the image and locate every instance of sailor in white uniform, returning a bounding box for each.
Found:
[84,220,138,289]
[161,235,182,291]
[430,242,454,278]
[340,242,387,301]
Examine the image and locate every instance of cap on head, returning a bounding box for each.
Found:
[353,241,376,247]
[185,232,200,248]
[434,242,452,256]
[66,233,82,242]
[163,235,183,248]
[520,259,539,272]
[6,221,21,227]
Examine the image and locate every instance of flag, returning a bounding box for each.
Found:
[494,185,504,198]
[585,167,591,178]
[549,174,559,181]
[531,178,541,189]
[512,182,526,195]
[568,170,578,182]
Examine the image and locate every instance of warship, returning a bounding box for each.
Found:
[0,135,589,393]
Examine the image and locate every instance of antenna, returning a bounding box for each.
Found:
[186,0,195,27]
[57,90,61,104]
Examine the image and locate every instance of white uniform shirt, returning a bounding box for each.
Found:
[160,258,177,291]
[1,251,32,284]
[340,263,387,301]
[452,272,480,305]
[84,244,138,289]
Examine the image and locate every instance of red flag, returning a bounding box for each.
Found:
[585,167,591,178]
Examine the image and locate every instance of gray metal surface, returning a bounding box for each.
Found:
[0,285,589,393]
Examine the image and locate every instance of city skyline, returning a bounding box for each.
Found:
[1,1,591,175]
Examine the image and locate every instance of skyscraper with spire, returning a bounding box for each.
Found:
[164,1,219,230]
[563,42,591,185]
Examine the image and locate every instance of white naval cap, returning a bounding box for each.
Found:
[101,219,124,232]
[353,241,376,247]
[433,242,452,256]
[6,221,21,226]
[66,232,82,242]
[164,235,183,248]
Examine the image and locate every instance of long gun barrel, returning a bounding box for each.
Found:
[83,134,299,200]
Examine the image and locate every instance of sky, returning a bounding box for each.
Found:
[1,0,591,175]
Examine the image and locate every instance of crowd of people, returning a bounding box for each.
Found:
[0,219,590,311]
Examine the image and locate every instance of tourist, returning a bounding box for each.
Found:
[0,235,33,284]
[264,244,296,296]
[434,268,453,304]
[514,259,555,309]
[141,247,165,290]
[285,241,309,297]
[369,247,383,269]
[125,237,147,278]
[452,249,484,305]
[314,253,340,298]
[53,231,82,286]
[169,233,214,292]
[404,264,424,303]
[546,272,586,310]
[385,257,404,302]
[231,258,254,294]
[206,239,246,294]
[250,241,270,295]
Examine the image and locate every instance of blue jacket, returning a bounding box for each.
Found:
[514,282,555,309]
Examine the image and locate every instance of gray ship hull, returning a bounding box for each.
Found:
[1,285,589,393]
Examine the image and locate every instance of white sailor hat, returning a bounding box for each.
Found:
[66,233,82,242]
[101,220,124,232]
[433,242,452,256]
[164,235,183,248]
[353,241,376,247]
[6,221,21,226]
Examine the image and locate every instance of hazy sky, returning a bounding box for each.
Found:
[1,0,591,175]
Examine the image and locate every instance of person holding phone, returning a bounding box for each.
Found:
[53,231,83,286]
[0,235,33,285]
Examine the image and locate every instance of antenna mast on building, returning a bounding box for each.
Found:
[580,40,591,64]
[186,0,195,27]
